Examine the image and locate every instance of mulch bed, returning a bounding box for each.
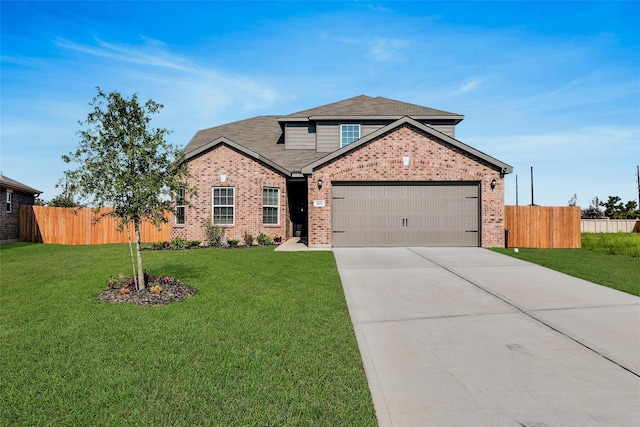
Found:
[96,282,197,306]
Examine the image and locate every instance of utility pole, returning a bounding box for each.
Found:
[637,165,639,206]
[515,175,519,206]
[530,166,535,206]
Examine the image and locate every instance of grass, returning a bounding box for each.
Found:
[0,243,377,426]
[492,233,640,297]
[581,232,640,258]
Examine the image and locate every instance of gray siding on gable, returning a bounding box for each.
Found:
[284,123,316,150]
[317,122,340,153]
[430,124,455,138]
[361,123,385,137]
[317,122,387,153]
[295,120,455,153]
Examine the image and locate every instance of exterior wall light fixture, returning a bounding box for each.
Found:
[490,179,497,190]
[317,179,323,190]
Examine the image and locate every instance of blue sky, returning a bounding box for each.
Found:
[2,1,639,207]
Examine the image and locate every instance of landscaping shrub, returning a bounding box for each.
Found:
[243,230,254,246]
[256,233,273,246]
[171,237,186,249]
[202,219,226,247]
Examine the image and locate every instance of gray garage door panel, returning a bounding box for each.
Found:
[332,183,479,247]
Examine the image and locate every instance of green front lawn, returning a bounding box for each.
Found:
[0,244,376,426]
[492,233,640,297]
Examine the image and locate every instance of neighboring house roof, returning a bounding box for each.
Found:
[302,116,513,174]
[279,95,464,123]
[183,96,511,176]
[0,174,42,194]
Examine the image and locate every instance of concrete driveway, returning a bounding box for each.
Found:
[333,247,640,427]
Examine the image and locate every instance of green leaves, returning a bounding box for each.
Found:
[63,87,195,289]
[64,87,192,228]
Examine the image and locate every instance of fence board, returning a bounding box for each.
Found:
[19,206,170,245]
[581,219,639,233]
[505,206,581,248]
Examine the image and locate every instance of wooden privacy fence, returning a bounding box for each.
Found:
[504,206,581,248]
[19,205,171,245]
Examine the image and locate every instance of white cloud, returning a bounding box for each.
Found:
[367,37,410,62]
[458,77,484,94]
[55,37,193,72]
[51,37,282,128]
[2,37,286,199]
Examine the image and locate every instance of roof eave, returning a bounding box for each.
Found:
[278,115,464,124]
[309,115,464,123]
[276,117,309,123]
[184,137,292,177]
[0,178,42,194]
[302,116,512,175]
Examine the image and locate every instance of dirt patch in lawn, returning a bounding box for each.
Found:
[96,281,197,306]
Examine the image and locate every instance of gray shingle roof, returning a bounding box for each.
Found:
[183,116,326,174]
[183,96,471,175]
[0,174,42,194]
[280,95,463,120]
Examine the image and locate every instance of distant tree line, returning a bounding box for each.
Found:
[34,193,82,208]
[575,195,640,219]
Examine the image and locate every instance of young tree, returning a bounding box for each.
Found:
[581,196,604,219]
[601,195,623,219]
[49,171,83,207]
[63,87,193,290]
[47,193,81,208]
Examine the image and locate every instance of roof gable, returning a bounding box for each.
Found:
[181,97,510,176]
[184,136,292,176]
[301,117,513,174]
[183,116,326,175]
[0,174,42,194]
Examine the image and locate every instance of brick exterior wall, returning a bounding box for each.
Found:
[1,188,36,244]
[307,124,505,248]
[171,145,289,244]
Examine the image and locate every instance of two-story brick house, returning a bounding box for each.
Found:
[172,95,512,248]
[1,175,42,244]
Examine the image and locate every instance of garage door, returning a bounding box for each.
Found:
[332,183,480,247]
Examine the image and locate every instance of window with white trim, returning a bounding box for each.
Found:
[175,188,185,225]
[263,188,279,225]
[212,187,235,225]
[341,124,360,147]
[6,191,12,213]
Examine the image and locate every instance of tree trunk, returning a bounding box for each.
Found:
[134,219,145,291]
